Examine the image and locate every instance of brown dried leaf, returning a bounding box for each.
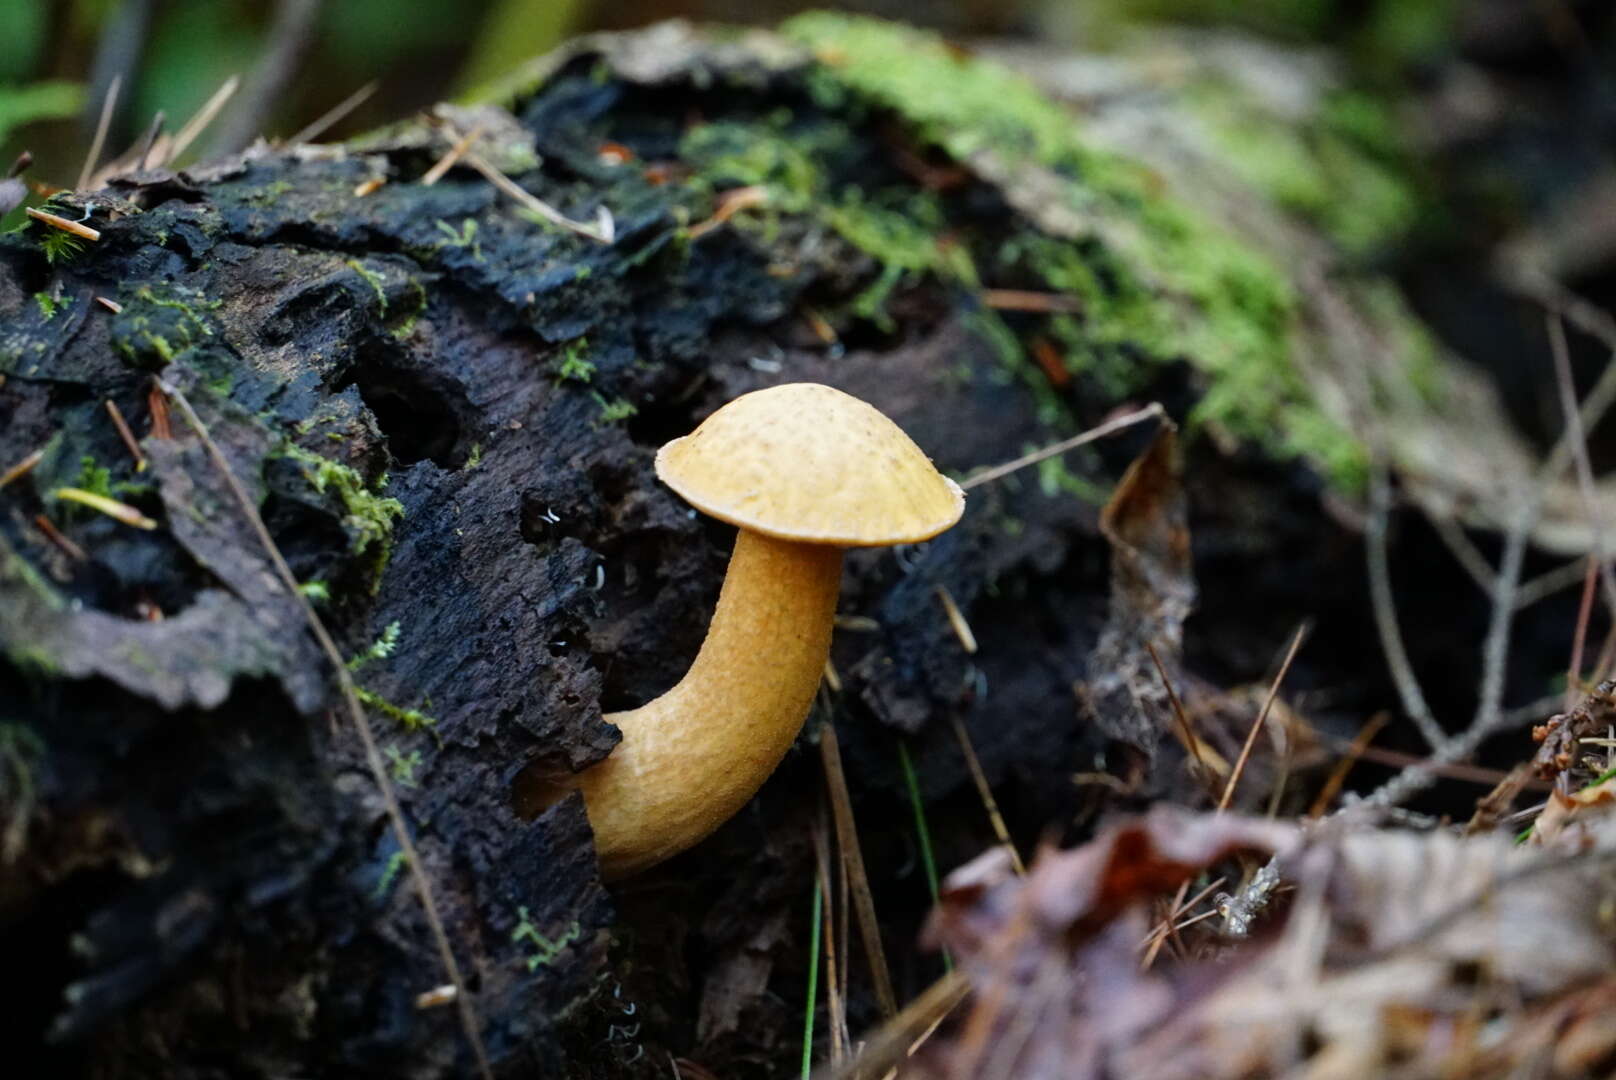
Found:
[1083,425,1195,763]
[909,809,1616,1080]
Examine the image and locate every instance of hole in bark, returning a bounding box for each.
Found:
[340,358,465,467]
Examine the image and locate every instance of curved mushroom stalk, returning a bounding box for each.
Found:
[579,528,840,879]
[517,383,962,880]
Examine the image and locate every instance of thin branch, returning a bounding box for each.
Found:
[1428,514,1496,594]
[1366,466,1446,747]
[1568,556,1598,708]
[422,123,487,186]
[159,382,493,1080]
[818,721,898,1019]
[1218,622,1309,812]
[959,403,1164,490]
[79,74,121,190]
[1548,312,1616,617]
[208,0,325,156]
[947,713,1024,875]
[286,81,378,147]
[134,110,165,172]
[1516,555,1597,610]
[166,76,241,165]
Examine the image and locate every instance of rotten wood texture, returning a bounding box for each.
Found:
[0,17,1587,1080]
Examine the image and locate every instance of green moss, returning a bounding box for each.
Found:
[373,850,409,899]
[277,443,403,581]
[781,13,1367,486]
[346,259,389,315]
[348,620,402,671]
[591,392,637,423]
[680,112,972,324]
[110,286,220,370]
[38,227,86,266]
[354,686,437,732]
[554,338,595,383]
[513,908,582,972]
[433,218,484,260]
[385,744,423,787]
[1189,82,1418,257]
[77,455,113,500]
[33,292,64,319]
[390,278,429,341]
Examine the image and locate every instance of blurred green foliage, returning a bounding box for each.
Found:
[0,0,591,186]
[0,82,83,149]
[1082,0,1455,72]
[0,0,1454,196]
[0,1,50,81]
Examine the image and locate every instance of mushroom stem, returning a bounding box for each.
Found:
[581,527,842,879]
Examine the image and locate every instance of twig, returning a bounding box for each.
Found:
[1568,556,1598,708]
[158,382,493,1080]
[286,81,378,147]
[1548,312,1616,618]
[934,585,977,655]
[422,123,487,186]
[978,288,1084,313]
[1218,622,1309,812]
[166,76,241,164]
[105,400,146,472]
[688,186,769,240]
[79,74,121,190]
[1503,268,1616,355]
[51,487,156,529]
[27,208,101,243]
[1428,514,1496,595]
[1307,713,1389,817]
[1145,641,1214,782]
[0,449,45,490]
[959,403,1165,490]
[818,721,898,1019]
[208,0,324,156]
[147,379,172,440]
[33,514,86,561]
[820,969,969,1080]
[460,147,614,244]
[1366,466,1445,747]
[1516,555,1597,610]
[1474,501,1533,741]
[810,807,849,1068]
[1138,875,1226,953]
[947,713,1024,875]
[134,110,165,171]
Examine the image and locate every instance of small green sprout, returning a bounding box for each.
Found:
[512,908,582,972]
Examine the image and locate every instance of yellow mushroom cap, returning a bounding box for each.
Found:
[655,383,965,546]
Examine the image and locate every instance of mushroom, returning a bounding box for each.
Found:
[522,383,964,879]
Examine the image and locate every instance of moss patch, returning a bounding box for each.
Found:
[774,13,1367,485]
[1190,82,1419,258]
[110,285,221,370]
[277,443,403,583]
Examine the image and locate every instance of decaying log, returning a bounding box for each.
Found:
[0,15,1570,1077]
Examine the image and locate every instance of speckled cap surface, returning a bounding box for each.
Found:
[655,383,965,546]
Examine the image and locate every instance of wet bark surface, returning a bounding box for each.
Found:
[0,19,1592,1080]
